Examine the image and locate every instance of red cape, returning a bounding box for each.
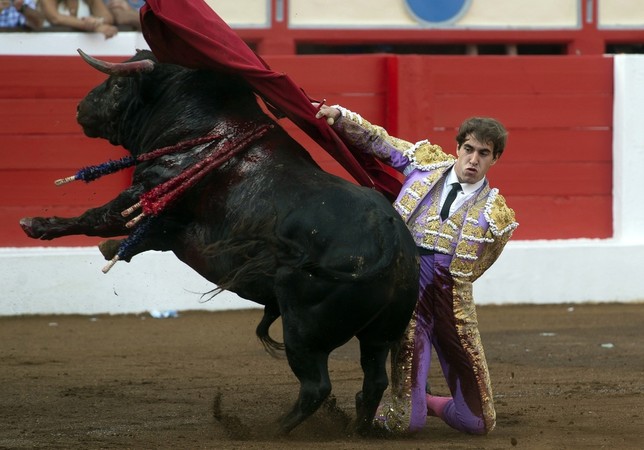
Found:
[139,0,402,201]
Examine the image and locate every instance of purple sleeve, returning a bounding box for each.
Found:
[332,114,412,174]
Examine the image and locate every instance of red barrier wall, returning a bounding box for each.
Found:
[393,56,614,240]
[0,54,613,246]
[266,55,614,240]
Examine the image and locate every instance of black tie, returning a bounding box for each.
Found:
[440,182,462,220]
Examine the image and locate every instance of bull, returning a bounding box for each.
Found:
[19,50,419,435]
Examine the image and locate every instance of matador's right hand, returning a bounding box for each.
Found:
[314,104,341,126]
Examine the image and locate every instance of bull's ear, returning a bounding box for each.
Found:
[77,49,155,77]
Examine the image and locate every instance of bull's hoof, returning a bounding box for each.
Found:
[355,420,377,437]
[19,217,48,239]
[345,417,372,437]
[19,217,34,236]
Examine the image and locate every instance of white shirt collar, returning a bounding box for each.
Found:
[445,166,485,195]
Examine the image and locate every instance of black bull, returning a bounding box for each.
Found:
[19,50,419,434]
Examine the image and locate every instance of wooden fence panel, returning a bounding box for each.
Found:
[0,54,614,246]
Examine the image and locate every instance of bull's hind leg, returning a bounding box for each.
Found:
[278,337,332,434]
[272,268,337,434]
[353,285,417,436]
[354,340,390,435]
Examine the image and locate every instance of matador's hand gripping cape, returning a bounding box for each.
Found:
[139,0,402,201]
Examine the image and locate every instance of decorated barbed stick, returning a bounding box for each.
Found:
[55,156,136,185]
[122,139,250,227]
[121,202,142,218]
[54,133,223,186]
[101,122,272,272]
[121,124,272,227]
[102,216,154,273]
[121,148,225,226]
[117,134,228,222]
[101,255,120,274]
[136,133,224,161]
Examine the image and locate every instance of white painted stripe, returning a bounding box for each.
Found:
[613,55,644,243]
[474,240,644,304]
[0,32,149,56]
[0,247,254,316]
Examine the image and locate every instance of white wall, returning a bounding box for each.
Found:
[3,234,642,316]
[0,31,150,56]
[0,247,251,316]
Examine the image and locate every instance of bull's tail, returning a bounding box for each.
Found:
[255,304,284,358]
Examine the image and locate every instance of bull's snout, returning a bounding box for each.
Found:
[75,99,101,138]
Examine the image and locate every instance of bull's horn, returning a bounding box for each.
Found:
[77,48,155,76]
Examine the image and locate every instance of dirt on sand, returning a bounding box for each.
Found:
[1,303,643,449]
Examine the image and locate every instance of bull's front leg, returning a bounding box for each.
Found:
[19,184,145,241]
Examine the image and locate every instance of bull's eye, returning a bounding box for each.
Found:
[111,79,128,97]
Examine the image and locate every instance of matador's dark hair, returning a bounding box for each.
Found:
[456,117,508,159]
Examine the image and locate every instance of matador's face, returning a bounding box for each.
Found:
[454,134,498,184]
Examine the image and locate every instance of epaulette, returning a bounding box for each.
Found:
[403,140,455,171]
[484,190,518,236]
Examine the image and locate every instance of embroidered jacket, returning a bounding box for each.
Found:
[332,106,518,283]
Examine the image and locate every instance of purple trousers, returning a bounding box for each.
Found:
[374,252,494,435]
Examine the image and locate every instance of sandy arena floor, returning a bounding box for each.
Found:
[1,303,642,449]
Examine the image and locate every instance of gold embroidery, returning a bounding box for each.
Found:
[448,187,492,280]
[452,279,496,432]
[462,220,480,236]
[472,230,512,281]
[396,195,416,221]
[436,233,453,251]
[394,170,446,222]
[490,194,516,233]
[409,179,432,199]
[412,142,454,167]
[407,179,486,258]
[425,168,446,186]
[450,258,473,277]
[485,190,518,237]
[373,310,418,433]
[455,240,479,259]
